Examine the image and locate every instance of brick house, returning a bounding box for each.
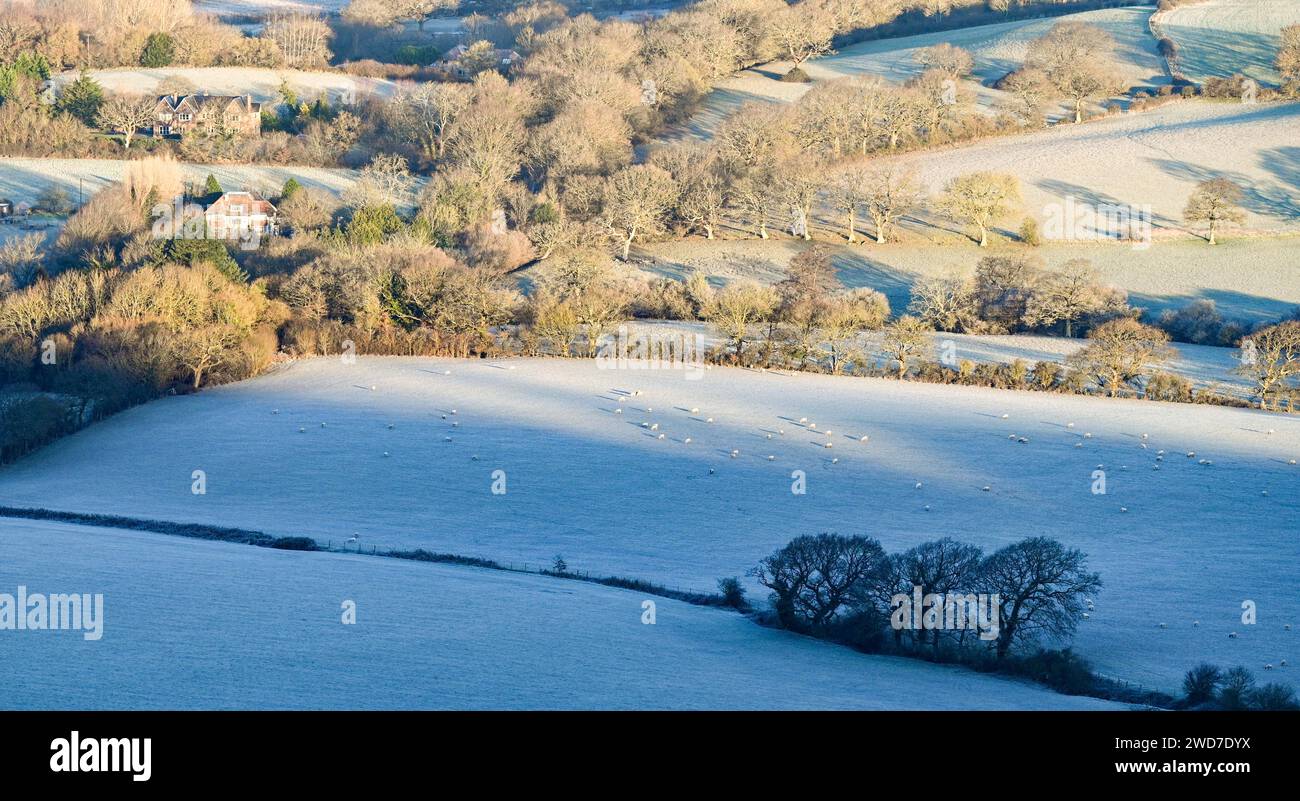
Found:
[203,191,277,240]
[152,94,262,138]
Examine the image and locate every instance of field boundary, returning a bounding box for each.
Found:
[0,505,731,607]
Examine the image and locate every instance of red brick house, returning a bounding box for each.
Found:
[152,94,262,138]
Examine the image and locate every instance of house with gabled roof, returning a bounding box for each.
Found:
[152,94,262,139]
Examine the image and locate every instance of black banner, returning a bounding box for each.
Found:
[0,710,1288,787]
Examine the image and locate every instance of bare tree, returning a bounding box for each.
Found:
[908,274,979,333]
[980,537,1101,660]
[896,538,985,656]
[861,164,922,244]
[391,82,468,162]
[1237,320,1300,410]
[913,43,973,80]
[1025,21,1124,123]
[772,0,837,75]
[880,314,931,377]
[1023,258,1113,337]
[938,172,1019,247]
[1069,317,1174,396]
[750,533,887,632]
[96,93,155,151]
[706,280,776,362]
[265,13,333,68]
[1183,177,1246,245]
[601,164,677,261]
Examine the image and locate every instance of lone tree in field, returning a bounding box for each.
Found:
[913,43,973,80]
[601,164,677,261]
[938,172,1019,247]
[1236,320,1300,410]
[879,314,932,378]
[96,93,155,151]
[1025,21,1124,123]
[1069,317,1174,397]
[750,533,887,632]
[980,537,1101,660]
[1184,177,1245,245]
[773,0,838,77]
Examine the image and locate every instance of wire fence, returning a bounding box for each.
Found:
[321,539,717,598]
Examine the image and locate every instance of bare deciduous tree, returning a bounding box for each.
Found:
[980,537,1102,660]
[96,93,155,151]
[938,172,1019,247]
[880,314,931,377]
[1183,177,1245,245]
[1069,317,1174,396]
[601,164,676,261]
[1237,320,1300,410]
[750,533,887,632]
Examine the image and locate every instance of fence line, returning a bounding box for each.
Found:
[322,539,715,598]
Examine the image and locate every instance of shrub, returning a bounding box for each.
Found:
[1251,683,1299,710]
[716,577,748,609]
[270,536,318,550]
[140,33,177,68]
[1018,216,1040,246]
[780,67,811,83]
[1182,663,1222,706]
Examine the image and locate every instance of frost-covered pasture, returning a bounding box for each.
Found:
[641,236,1300,326]
[875,100,1300,237]
[51,67,400,106]
[661,6,1167,142]
[193,0,350,15]
[1,357,1296,694]
[0,519,1123,709]
[1162,0,1300,84]
[0,158,365,208]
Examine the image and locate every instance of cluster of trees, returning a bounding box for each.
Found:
[0,0,328,72]
[1181,663,1298,711]
[751,533,1101,662]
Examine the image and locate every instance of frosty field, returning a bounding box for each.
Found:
[1162,0,1300,84]
[0,519,1122,710]
[0,158,363,205]
[642,236,1300,325]
[662,5,1166,142]
[1,356,1296,695]
[52,67,400,105]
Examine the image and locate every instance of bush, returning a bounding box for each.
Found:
[1018,217,1040,246]
[270,536,318,550]
[780,67,811,83]
[140,33,177,68]
[1251,683,1299,710]
[1182,663,1221,706]
[716,577,748,609]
